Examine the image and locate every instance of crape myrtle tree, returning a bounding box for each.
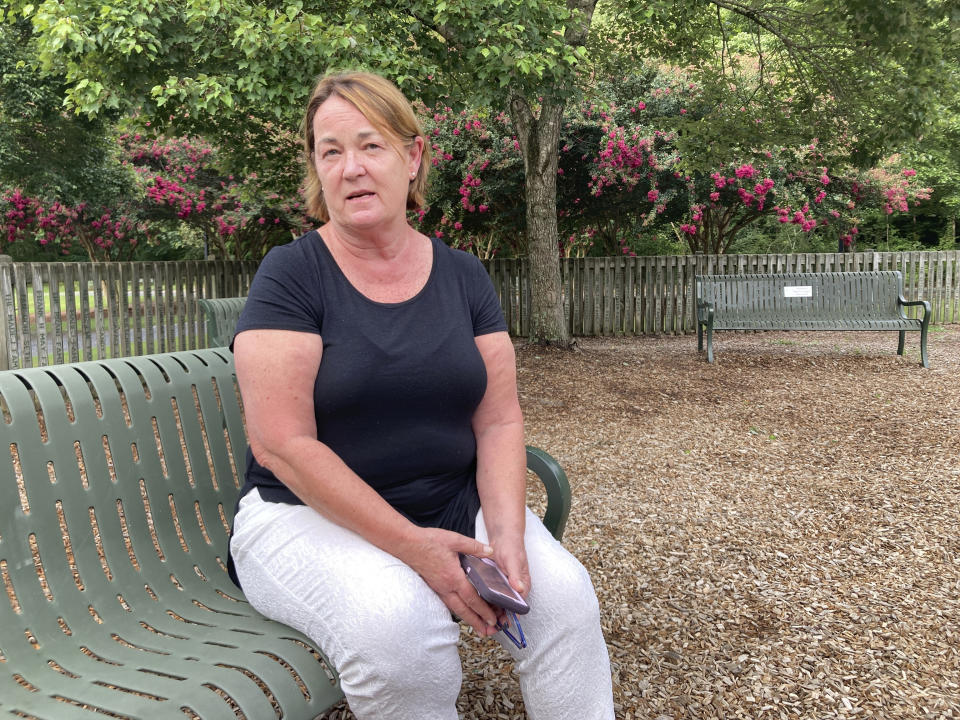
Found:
[419,65,932,258]
[120,131,312,259]
[2,130,315,260]
[1,8,317,260]
[13,0,957,343]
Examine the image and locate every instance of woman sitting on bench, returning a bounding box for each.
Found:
[228,71,614,719]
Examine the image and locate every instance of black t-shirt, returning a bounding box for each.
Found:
[232,230,508,538]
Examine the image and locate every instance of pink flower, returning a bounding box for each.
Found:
[647,189,659,202]
[903,169,917,177]
[709,192,720,202]
[756,178,775,193]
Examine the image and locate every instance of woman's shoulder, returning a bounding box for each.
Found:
[265,228,320,258]
[257,229,323,272]
[431,234,485,272]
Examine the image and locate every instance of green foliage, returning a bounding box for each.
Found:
[6,0,958,270]
[0,19,137,208]
[11,0,585,139]
[415,65,933,259]
[592,0,960,170]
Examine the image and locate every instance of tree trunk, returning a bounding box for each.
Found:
[510,94,569,346]
[499,0,597,346]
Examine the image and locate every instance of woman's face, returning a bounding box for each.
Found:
[312,95,423,233]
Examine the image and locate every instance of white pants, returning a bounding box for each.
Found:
[231,489,615,720]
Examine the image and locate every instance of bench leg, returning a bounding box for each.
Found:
[899,329,930,368]
[697,322,704,352]
[705,324,714,363]
[920,326,929,369]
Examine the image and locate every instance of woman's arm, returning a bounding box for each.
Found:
[234,328,500,635]
[472,331,530,597]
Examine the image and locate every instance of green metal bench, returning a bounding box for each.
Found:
[0,349,571,718]
[696,271,931,367]
[199,297,249,348]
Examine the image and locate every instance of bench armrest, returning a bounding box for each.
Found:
[526,446,571,542]
[898,296,931,321]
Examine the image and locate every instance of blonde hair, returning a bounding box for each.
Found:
[302,71,431,222]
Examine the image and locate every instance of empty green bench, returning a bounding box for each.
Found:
[696,271,931,367]
[0,349,571,718]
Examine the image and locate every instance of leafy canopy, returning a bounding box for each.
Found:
[0,18,136,207]
[12,0,957,192]
[12,0,584,125]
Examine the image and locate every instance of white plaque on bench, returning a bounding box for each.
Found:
[784,285,813,298]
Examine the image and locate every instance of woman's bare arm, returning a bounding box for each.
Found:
[471,331,529,597]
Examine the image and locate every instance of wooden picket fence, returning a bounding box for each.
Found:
[488,250,960,337]
[0,257,257,369]
[2,250,959,368]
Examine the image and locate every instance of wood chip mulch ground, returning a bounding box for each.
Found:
[323,325,960,720]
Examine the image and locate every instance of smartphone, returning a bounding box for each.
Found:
[459,554,530,615]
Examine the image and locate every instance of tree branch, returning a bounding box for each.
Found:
[407,9,458,47]
[707,0,861,98]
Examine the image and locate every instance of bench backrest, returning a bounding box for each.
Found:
[0,349,246,640]
[696,271,906,321]
[199,297,247,347]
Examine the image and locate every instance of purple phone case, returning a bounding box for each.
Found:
[459,554,530,614]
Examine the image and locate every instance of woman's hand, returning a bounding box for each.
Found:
[487,535,530,629]
[400,527,501,637]
[492,537,530,600]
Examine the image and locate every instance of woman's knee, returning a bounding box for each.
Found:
[528,546,602,634]
[334,593,462,706]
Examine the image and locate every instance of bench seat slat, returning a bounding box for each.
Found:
[712,318,922,331]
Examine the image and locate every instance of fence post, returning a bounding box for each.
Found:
[0,255,12,370]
